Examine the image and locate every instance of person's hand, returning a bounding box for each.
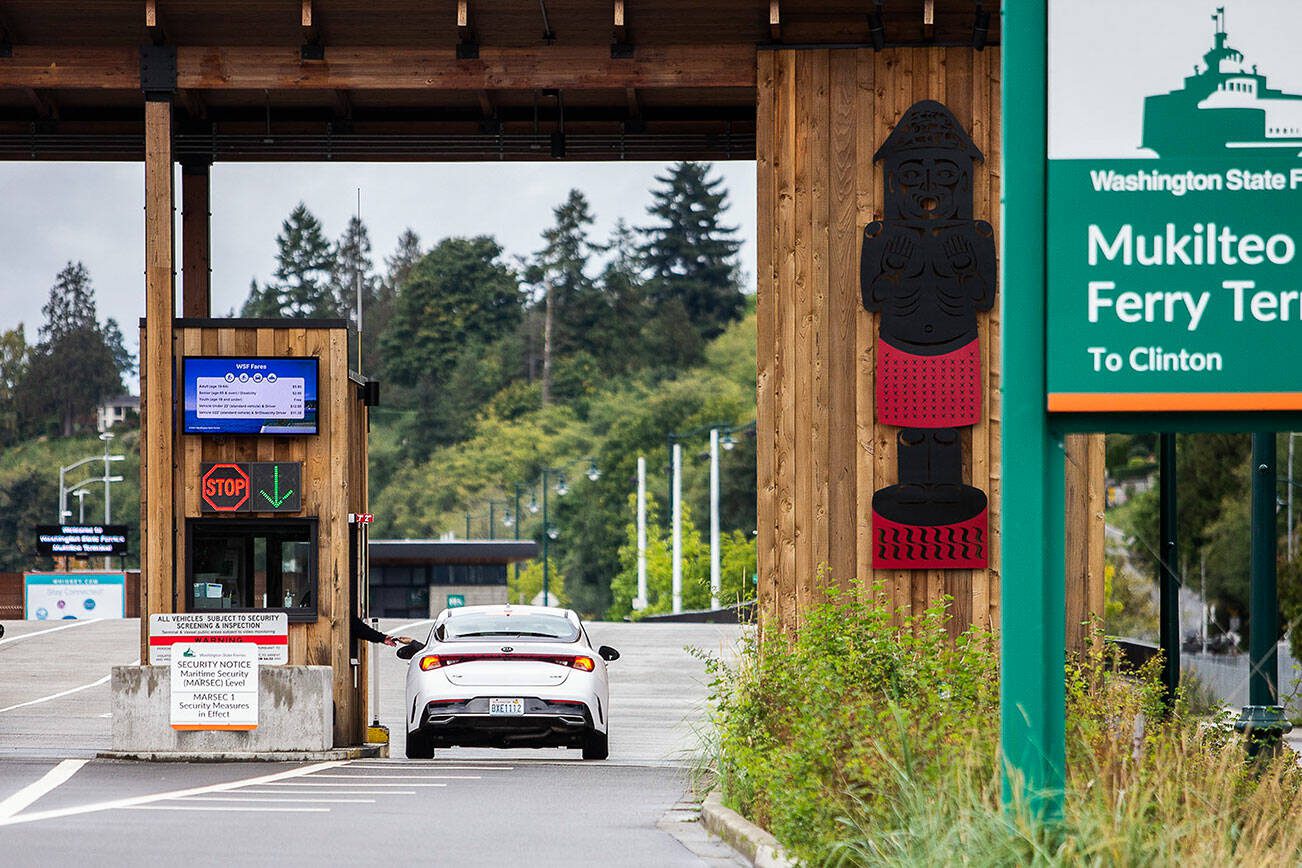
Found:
[394,635,414,644]
[382,636,397,647]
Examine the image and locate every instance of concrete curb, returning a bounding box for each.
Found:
[97,743,386,762]
[700,789,796,868]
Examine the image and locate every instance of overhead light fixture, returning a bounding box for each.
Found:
[502,510,514,527]
[528,494,540,514]
[868,0,886,51]
[547,526,559,540]
[721,433,736,451]
[555,474,569,496]
[972,3,991,51]
[586,462,601,482]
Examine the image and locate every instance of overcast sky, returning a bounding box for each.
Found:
[0,160,757,393]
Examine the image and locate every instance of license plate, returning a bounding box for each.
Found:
[489,698,525,716]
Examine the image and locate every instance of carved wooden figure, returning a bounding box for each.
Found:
[861,99,996,428]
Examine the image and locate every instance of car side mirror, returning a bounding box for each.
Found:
[396,642,420,660]
[598,645,620,662]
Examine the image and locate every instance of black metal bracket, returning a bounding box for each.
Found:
[358,380,381,407]
[611,41,634,59]
[457,41,479,60]
[972,3,991,51]
[867,0,886,51]
[139,45,177,100]
[301,42,325,61]
[0,35,11,58]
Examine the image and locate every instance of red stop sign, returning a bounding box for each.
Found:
[201,463,251,512]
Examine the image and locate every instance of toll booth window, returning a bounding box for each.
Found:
[187,519,318,621]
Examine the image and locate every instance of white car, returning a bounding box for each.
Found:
[400,604,619,760]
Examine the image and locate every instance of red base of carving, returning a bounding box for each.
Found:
[876,338,982,428]
[871,510,988,570]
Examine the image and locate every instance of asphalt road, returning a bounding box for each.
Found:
[0,618,746,866]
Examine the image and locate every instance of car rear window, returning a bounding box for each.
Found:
[436,612,580,642]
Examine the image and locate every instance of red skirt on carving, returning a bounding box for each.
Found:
[876,338,981,428]
[871,510,988,570]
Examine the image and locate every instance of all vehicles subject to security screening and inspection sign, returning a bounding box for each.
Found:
[400,605,619,760]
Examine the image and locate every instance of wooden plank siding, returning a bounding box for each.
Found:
[162,323,368,746]
[756,46,1104,638]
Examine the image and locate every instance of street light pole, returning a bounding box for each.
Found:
[542,468,551,605]
[709,428,721,610]
[671,442,682,614]
[636,456,647,610]
[75,489,88,523]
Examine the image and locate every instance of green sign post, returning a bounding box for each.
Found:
[1002,0,1066,816]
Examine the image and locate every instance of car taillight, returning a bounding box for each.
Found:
[570,656,596,672]
[419,655,444,671]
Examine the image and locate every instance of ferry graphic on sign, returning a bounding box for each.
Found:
[1046,1,1302,413]
[1142,9,1302,158]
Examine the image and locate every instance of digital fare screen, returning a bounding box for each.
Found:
[182,357,319,435]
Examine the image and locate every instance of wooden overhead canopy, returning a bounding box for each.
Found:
[0,0,999,162]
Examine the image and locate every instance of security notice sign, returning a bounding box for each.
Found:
[170,642,259,730]
[149,612,288,665]
[1047,1,1302,412]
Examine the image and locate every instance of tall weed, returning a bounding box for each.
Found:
[704,584,1302,866]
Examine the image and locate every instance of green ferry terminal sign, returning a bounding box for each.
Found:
[1048,3,1302,412]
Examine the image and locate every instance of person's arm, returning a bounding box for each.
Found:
[351,613,393,645]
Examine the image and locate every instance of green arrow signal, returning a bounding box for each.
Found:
[259,465,295,509]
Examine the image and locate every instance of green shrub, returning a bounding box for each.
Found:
[705,584,1302,866]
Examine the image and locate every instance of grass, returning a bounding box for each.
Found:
[702,584,1302,867]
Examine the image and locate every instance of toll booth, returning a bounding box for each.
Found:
[112,318,376,752]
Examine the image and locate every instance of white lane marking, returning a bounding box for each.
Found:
[126,805,328,813]
[176,796,377,804]
[306,774,480,780]
[0,759,88,820]
[236,789,417,796]
[0,619,95,646]
[0,760,347,827]
[261,781,447,788]
[0,658,139,715]
[347,764,512,771]
[97,713,111,718]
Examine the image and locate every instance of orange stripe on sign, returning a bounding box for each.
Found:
[172,725,257,731]
[1048,393,1302,412]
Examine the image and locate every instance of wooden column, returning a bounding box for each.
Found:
[1064,433,1107,653]
[756,47,1106,637]
[181,160,211,318]
[140,95,175,658]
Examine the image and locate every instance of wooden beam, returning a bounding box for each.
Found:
[624,86,639,117]
[144,0,167,45]
[923,0,935,39]
[613,0,627,41]
[181,161,210,318]
[141,95,175,658]
[301,0,313,28]
[769,1,781,41]
[476,89,493,118]
[0,45,756,90]
[176,88,206,120]
[457,0,470,39]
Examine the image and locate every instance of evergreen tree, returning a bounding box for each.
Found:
[0,325,28,446]
[365,228,423,377]
[383,228,424,295]
[20,262,122,436]
[240,203,338,318]
[640,162,744,347]
[593,219,649,373]
[531,189,607,359]
[330,215,379,325]
[102,317,136,380]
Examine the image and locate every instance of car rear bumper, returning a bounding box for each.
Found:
[416,697,595,748]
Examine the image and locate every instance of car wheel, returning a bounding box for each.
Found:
[581,730,608,761]
[405,728,434,759]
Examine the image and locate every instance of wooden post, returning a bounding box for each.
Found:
[141,95,175,659]
[181,160,210,318]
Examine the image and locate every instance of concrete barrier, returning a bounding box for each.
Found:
[111,664,333,754]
